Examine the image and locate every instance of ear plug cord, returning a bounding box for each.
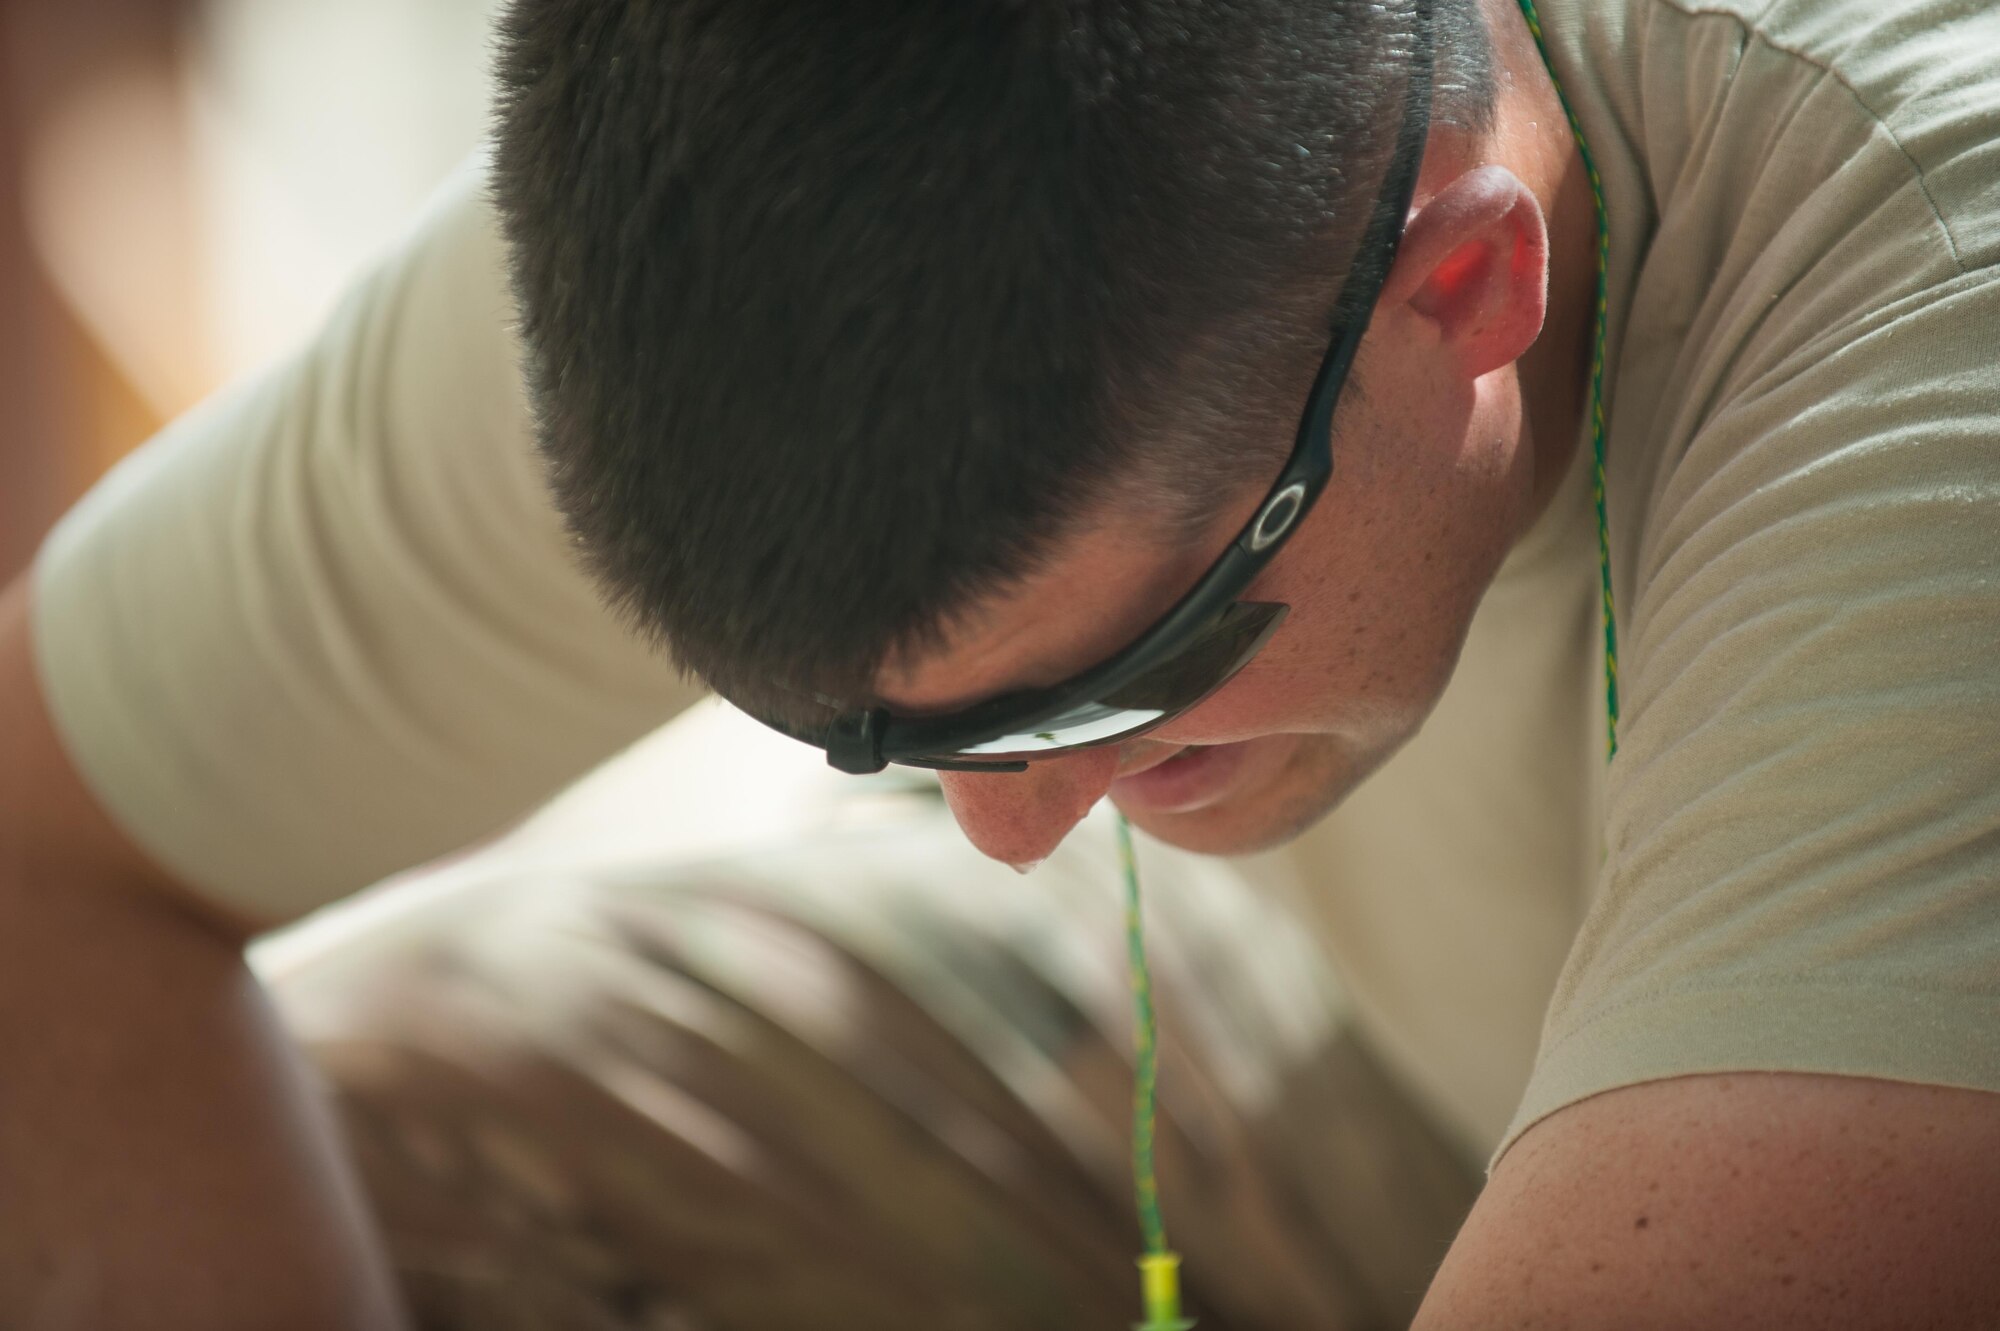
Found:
[1117,811,1194,1330]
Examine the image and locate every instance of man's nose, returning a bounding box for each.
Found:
[937,746,1122,869]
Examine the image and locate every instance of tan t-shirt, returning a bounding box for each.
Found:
[33,0,2000,1168]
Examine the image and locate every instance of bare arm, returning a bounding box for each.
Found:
[0,576,405,1330]
[1415,1071,2000,1328]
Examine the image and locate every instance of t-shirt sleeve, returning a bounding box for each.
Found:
[1499,265,2000,1162]
[30,158,708,923]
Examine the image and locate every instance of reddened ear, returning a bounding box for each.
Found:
[1382,165,1550,380]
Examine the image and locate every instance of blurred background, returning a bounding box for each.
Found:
[0,0,502,582]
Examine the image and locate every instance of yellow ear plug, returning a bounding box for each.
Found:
[1135,1251,1196,1331]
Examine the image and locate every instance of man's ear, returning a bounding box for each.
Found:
[1381,165,1549,380]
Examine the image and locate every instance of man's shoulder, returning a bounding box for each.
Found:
[1636,0,2000,268]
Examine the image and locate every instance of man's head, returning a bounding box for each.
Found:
[495,0,1577,863]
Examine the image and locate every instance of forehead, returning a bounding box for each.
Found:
[874,494,1256,714]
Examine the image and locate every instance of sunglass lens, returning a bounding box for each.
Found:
[935,601,1287,762]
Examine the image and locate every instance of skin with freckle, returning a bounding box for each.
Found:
[1421,1075,2000,1326]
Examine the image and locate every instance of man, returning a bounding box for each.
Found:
[2,0,1995,1323]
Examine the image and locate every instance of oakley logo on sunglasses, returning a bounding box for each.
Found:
[1249,482,1309,552]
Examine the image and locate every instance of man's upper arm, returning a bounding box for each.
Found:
[1416,1072,2000,1327]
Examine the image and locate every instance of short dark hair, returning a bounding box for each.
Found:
[493,0,1492,718]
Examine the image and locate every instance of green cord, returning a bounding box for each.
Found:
[1513,0,1620,758]
[1118,811,1168,1257]
[1117,812,1195,1330]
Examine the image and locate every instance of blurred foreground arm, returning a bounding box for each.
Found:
[0,578,405,1330]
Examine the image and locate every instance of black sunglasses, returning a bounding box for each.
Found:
[754,11,1436,775]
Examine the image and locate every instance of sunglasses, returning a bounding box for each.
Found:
[753,17,1435,775]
